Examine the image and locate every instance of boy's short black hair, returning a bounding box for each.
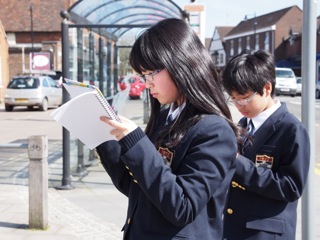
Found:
[222,49,276,97]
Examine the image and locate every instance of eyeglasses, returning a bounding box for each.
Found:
[229,92,257,106]
[139,69,163,83]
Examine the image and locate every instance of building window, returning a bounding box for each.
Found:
[212,51,219,64]
[264,32,270,51]
[219,53,223,65]
[230,40,234,56]
[246,36,250,50]
[255,34,259,50]
[238,38,242,54]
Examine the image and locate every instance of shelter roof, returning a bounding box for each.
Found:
[66,0,185,40]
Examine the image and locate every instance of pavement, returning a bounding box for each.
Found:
[0,98,319,240]
[0,99,142,240]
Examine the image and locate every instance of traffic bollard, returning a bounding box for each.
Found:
[28,135,48,230]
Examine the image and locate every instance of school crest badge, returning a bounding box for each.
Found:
[158,147,174,166]
[255,154,273,169]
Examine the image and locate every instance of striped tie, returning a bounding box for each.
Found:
[242,119,255,154]
[165,114,173,125]
[248,119,255,136]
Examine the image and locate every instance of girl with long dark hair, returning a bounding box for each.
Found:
[97,18,239,240]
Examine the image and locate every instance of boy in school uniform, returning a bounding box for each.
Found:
[222,49,310,240]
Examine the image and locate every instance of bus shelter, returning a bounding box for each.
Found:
[59,0,189,189]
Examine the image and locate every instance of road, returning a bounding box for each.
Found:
[279,95,320,163]
[0,96,319,163]
[0,99,144,143]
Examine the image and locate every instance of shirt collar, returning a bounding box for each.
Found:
[167,102,186,121]
[249,99,281,132]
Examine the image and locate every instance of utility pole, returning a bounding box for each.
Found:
[253,13,257,49]
[245,13,257,50]
[30,4,35,71]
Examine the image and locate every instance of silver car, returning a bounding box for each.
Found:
[4,75,62,111]
[275,67,297,97]
[296,77,302,96]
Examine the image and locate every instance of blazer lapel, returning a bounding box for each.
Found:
[244,103,288,157]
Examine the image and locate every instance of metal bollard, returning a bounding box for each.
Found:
[74,139,87,177]
[28,135,48,230]
[143,90,150,124]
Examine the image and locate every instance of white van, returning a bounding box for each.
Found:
[275,67,297,97]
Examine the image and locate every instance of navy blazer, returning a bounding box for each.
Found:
[96,111,237,240]
[223,102,310,240]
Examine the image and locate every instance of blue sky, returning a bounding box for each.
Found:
[174,0,319,37]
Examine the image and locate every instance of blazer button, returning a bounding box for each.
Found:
[133,179,139,184]
[127,218,131,224]
[227,208,233,214]
[231,181,238,187]
[125,165,130,170]
[129,172,134,176]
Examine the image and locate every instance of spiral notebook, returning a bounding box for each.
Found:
[51,79,120,149]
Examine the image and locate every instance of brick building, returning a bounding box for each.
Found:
[206,5,320,78]
[0,0,76,81]
[277,16,320,77]
[224,5,303,68]
[0,20,9,103]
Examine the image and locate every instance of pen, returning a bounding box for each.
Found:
[64,78,105,98]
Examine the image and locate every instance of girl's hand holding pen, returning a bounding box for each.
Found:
[100,115,138,140]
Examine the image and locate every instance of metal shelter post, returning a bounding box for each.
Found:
[56,15,74,190]
[99,37,104,92]
[74,28,87,177]
[113,43,119,93]
[77,28,84,83]
[106,41,112,98]
[301,0,317,239]
[89,32,95,84]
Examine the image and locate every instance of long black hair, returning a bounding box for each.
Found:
[129,18,240,148]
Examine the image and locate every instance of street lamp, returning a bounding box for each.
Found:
[29,4,35,71]
[244,13,257,50]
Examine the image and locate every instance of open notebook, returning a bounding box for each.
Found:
[51,79,120,149]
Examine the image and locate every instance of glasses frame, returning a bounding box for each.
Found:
[139,69,163,83]
[230,92,257,106]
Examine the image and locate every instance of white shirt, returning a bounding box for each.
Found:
[167,102,186,123]
[249,99,281,134]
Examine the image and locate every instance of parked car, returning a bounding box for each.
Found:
[316,80,320,99]
[275,67,297,97]
[4,75,62,112]
[119,76,146,99]
[118,75,127,91]
[296,77,302,95]
[47,70,63,86]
